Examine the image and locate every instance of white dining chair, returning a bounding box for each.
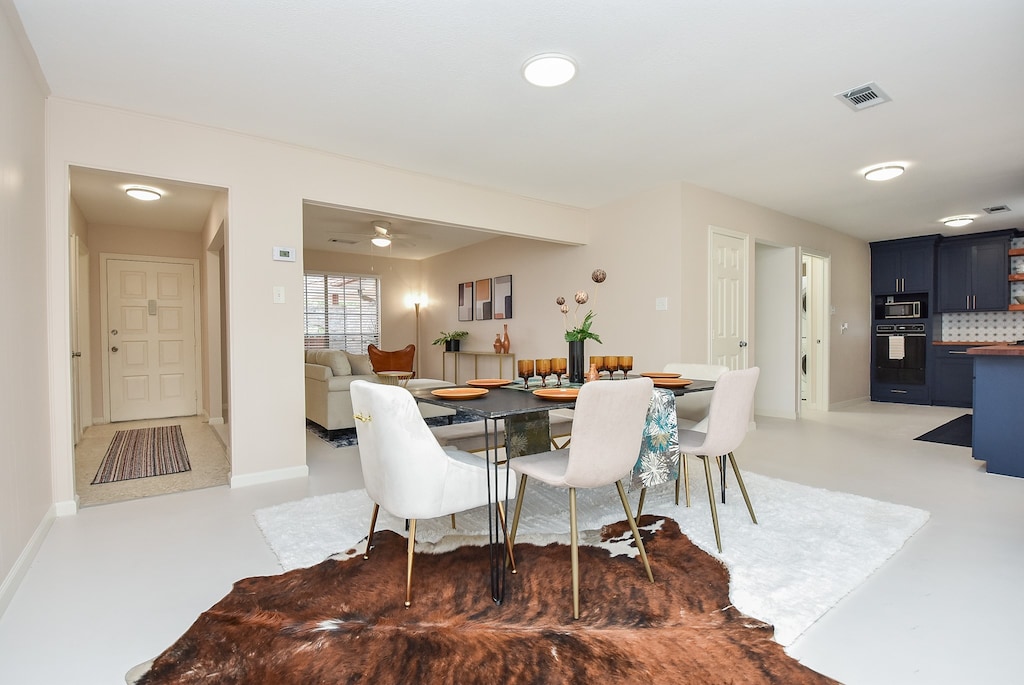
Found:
[350,380,517,607]
[508,377,655,619]
[676,367,760,552]
[662,362,730,430]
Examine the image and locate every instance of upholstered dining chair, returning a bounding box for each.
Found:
[350,380,517,607]
[508,377,655,619]
[367,343,416,376]
[674,366,760,553]
[662,362,730,430]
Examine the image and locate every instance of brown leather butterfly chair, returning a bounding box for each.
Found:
[367,344,416,376]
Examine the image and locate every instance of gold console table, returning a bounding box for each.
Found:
[442,351,516,384]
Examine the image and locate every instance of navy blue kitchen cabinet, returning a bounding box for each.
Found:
[870,236,938,295]
[936,232,1011,312]
[930,346,974,407]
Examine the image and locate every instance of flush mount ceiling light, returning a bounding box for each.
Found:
[863,165,905,182]
[941,216,975,228]
[125,185,162,201]
[522,53,577,87]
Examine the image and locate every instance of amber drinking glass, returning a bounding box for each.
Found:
[551,357,567,387]
[589,356,604,380]
[618,355,633,380]
[535,358,552,387]
[604,356,619,380]
[518,359,535,388]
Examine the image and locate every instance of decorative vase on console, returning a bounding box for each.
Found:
[568,340,585,384]
[501,324,511,353]
[493,334,503,354]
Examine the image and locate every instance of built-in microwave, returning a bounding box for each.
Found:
[883,300,922,319]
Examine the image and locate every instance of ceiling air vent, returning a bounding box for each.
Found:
[835,82,891,111]
[327,236,360,244]
[983,205,1011,214]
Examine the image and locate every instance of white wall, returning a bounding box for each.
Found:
[755,244,799,418]
[0,1,54,614]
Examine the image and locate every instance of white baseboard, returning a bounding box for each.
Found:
[829,395,870,411]
[208,416,224,425]
[0,505,56,619]
[230,465,308,488]
[54,497,79,516]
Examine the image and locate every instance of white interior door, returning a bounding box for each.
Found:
[106,258,198,422]
[710,228,749,369]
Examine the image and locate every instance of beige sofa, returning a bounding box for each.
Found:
[304,349,455,431]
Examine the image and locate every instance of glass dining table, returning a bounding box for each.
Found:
[410,378,716,605]
[411,385,577,604]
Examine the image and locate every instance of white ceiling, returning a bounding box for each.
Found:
[19,0,1024,247]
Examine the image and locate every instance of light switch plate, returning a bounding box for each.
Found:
[655,297,669,311]
[273,286,285,304]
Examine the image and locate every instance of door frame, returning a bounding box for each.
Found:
[799,249,831,412]
[98,253,202,423]
[708,226,750,369]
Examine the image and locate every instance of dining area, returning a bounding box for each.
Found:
[349,361,761,616]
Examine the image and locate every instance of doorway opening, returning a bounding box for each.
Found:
[68,166,230,506]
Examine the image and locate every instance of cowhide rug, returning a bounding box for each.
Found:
[132,516,838,684]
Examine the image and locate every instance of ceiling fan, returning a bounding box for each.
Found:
[327,220,424,248]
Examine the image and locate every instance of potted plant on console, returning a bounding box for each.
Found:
[432,330,469,352]
[557,268,606,383]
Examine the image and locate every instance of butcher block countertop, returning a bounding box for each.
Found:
[966,344,1024,356]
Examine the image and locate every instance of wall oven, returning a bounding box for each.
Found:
[874,324,927,384]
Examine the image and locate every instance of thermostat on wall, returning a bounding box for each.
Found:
[273,246,296,262]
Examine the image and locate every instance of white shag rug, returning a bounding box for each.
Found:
[254,470,929,646]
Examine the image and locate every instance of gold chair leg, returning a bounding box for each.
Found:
[497,501,517,573]
[405,519,417,607]
[450,514,456,528]
[702,457,723,552]
[509,474,528,547]
[569,487,580,619]
[675,454,692,507]
[727,452,757,524]
[364,503,380,560]
[616,480,654,583]
[636,487,647,519]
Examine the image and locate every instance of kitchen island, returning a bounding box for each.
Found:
[967,344,1024,477]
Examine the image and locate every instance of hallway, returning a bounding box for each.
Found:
[74,416,229,507]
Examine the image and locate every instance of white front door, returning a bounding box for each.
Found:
[106,258,198,422]
[710,228,749,369]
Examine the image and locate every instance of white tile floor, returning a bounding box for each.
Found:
[1,400,1022,685]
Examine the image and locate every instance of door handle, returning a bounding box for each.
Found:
[110,346,119,353]
[973,295,977,309]
[738,341,748,348]
[948,351,968,355]
[71,351,82,358]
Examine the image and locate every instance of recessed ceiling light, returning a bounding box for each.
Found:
[941,216,975,228]
[863,165,905,182]
[522,53,577,87]
[125,186,162,201]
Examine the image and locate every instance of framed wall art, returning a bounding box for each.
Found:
[474,277,493,321]
[493,274,512,319]
[458,281,474,321]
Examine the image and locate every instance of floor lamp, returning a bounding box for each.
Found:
[413,300,421,377]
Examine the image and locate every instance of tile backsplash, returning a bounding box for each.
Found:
[940,235,1024,342]
[941,311,1024,342]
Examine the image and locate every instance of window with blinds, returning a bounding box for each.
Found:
[303,272,380,352]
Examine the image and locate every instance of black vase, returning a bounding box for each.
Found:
[568,340,585,384]
[445,340,461,352]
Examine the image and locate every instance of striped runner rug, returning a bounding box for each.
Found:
[91,425,191,484]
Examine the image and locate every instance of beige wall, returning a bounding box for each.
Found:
[0,1,52,613]
[44,98,590,502]
[418,182,870,405]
